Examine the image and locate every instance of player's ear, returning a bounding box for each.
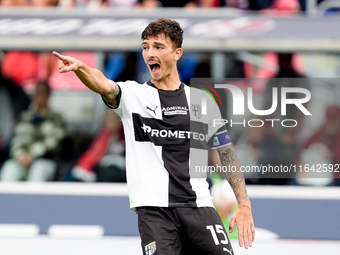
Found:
[174,48,183,61]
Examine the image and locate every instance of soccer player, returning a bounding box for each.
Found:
[53,18,254,255]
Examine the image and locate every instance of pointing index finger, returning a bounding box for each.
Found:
[52,51,65,61]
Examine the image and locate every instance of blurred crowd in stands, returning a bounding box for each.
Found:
[0,0,340,186]
[0,0,336,12]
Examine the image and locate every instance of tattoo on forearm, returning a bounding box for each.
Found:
[218,147,240,170]
[103,85,119,107]
[217,146,250,204]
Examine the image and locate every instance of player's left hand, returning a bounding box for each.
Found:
[229,204,255,249]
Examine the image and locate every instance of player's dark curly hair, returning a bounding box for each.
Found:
[141,18,183,49]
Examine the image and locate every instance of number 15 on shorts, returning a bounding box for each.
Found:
[206,224,229,245]
[206,224,233,254]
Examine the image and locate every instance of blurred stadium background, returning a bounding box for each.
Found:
[1,1,340,254]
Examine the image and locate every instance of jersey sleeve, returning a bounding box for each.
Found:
[101,80,138,118]
[207,96,231,149]
[209,127,231,149]
[101,84,122,110]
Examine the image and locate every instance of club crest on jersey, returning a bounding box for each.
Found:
[191,104,202,119]
[145,241,156,255]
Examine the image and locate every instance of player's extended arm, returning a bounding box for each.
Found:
[52,51,120,107]
[216,144,255,249]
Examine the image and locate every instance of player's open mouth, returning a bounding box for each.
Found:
[149,63,161,75]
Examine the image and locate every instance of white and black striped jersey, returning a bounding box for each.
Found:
[104,80,231,209]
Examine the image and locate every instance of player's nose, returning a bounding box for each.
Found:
[146,47,156,58]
